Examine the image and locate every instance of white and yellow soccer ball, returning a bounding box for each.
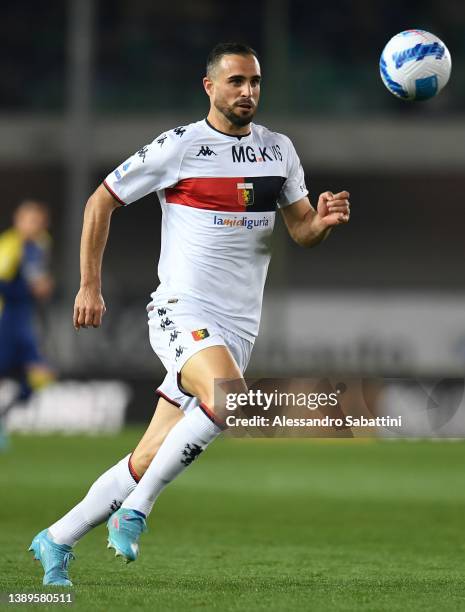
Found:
[380,30,451,101]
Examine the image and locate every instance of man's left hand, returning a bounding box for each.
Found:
[316,191,350,228]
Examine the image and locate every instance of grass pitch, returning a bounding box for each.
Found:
[1,431,465,611]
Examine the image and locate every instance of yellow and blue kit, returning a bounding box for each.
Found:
[0,228,52,397]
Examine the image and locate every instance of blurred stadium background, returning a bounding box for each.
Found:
[2,0,465,431]
[3,3,465,609]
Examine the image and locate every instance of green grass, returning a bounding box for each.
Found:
[1,432,465,610]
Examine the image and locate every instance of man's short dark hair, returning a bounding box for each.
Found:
[206,42,258,77]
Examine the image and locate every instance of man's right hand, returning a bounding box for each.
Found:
[73,285,106,329]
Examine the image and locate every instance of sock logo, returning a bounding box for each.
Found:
[110,499,122,513]
[181,442,203,466]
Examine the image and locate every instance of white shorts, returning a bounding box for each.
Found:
[147,296,254,414]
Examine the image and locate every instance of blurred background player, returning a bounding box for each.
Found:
[0,200,55,447]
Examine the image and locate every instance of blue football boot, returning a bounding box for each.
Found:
[29,529,74,586]
[107,508,147,563]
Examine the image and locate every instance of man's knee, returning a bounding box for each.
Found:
[180,345,246,415]
[199,378,247,412]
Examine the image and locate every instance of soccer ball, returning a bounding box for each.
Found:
[380,30,451,101]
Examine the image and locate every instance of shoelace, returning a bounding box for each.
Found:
[61,551,75,571]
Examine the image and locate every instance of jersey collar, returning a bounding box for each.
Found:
[204,118,252,140]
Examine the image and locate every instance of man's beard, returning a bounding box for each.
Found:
[216,101,256,127]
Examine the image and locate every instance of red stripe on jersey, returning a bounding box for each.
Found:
[165,178,247,212]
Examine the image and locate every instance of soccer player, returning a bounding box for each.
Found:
[0,200,54,446]
[29,42,350,586]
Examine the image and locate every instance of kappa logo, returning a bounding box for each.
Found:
[237,182,254,207]
[160,317,174,331]
[173,126,186,137]
[175,346,185,360]
[196,145,217,157]
[137,145,149,163]
[157,135,167,147]
[110,499,122,513]
[181,442,203,466]
[169,330,180,345]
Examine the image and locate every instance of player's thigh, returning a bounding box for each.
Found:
[180,345,247,413]
[131,396,183,476]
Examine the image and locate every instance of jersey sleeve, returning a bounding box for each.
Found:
[103,130,183,206]
[277,137,308,208]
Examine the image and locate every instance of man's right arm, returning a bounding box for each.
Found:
[73,183,121,330]
[74,128,183,329]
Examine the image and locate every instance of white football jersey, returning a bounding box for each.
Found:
[104,119,308,341]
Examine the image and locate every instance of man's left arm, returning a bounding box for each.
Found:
[280,190,350,248]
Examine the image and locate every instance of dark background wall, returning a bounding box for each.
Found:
[1,1,464,407]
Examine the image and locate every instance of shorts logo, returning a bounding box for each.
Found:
[191,328,210,341]
[160,317,174,331]
[237,183,254,207]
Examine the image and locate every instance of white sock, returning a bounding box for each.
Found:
[48,453,139,546]
[122,406,222,517]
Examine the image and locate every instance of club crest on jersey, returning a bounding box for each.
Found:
[237,183,254,207]
[191,328,210,341]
